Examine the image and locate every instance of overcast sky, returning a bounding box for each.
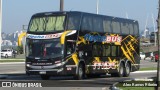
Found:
[2,0,158,33]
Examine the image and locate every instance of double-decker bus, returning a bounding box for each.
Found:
[25,11,140,80]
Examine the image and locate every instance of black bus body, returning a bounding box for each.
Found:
[25,11,140,80]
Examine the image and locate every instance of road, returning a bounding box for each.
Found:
[140,58,158,68]
[0,59,157,74]
[0,60,157,90]
[0,62,25,74]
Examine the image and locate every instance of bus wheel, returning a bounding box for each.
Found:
[41,75,50,80]
[111,63,124,77]
[74,64,85,80]
[118,63,125,77]
[124,63,130,77]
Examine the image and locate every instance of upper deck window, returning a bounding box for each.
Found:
[67,13,81,30]
[29,16,65,32]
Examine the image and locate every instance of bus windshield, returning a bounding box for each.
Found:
[28,16,65,32]
[26,38,63,58]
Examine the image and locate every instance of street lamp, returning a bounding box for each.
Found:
[0,0,7,79]
[60,0,64,11]
[0,0,2,60]
[96,0,99,14]
[157,0,160,89]
[152,14,157,46]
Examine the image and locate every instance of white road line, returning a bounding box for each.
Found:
[131,70,157,73]
[1,70,156,75]
[0,59,25,60]
[0,62,25,64]
[0,71,25,74]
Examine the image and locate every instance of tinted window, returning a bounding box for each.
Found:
[134,24,139,35]
[102,45,111,56]
[82,15,93,31]
[67,13,81,30]
[92,16,103,32]
[111,46,117,56]
[93,44,102,56]
[121,22,129,34]
[103,19,112,33]
[102,45,120,57]
[112,21,120,33]
[129,23,134,34]
[29,16,65,32]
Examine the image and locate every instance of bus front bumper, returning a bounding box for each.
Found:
[26,68,64,75]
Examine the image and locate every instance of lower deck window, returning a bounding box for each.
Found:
[93,44,120,57]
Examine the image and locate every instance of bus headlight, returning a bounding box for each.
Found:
[26,64,30,67]
[79,51,84,58]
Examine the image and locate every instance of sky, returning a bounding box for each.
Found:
[2,0,159,33]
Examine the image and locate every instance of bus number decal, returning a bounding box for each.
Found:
[93,62,116,70]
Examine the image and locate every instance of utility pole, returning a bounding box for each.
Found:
[157,0,160,89]
[60,0,64,11]
[152,14,157,46]
[22,25,27,54]
[96,0,99,14]
[0,0,2,60]
[0,0,6,79]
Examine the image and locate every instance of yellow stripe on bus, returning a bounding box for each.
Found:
[71,53,79,65]
[18,32,26,46]
[94,57,101,63]
[60,30,71,44]
[121,46,134,64]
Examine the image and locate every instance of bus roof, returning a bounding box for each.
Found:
[32,11,138,23]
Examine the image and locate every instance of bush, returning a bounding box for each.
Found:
[17,46,23,54]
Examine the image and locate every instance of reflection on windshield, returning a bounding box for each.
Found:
[26,39,63,58]
[29,16,65,32]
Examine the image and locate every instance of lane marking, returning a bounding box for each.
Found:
[0,62,25,64]
[0,71,25,74]
[0,59,25,60]
[131,70,157,73]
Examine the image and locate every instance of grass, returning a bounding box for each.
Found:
[139,67,157,71]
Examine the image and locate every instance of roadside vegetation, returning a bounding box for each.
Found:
[139,67,157,71]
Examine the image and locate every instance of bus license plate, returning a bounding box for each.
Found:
[39,71,46,74]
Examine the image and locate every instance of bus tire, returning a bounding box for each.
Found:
[74,63,85,80]
[118,62,125,77]
[41,75,50,80]
[111,63,124,77]
[124,62,130,77]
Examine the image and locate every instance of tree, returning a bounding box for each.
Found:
[17,46,23,54]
